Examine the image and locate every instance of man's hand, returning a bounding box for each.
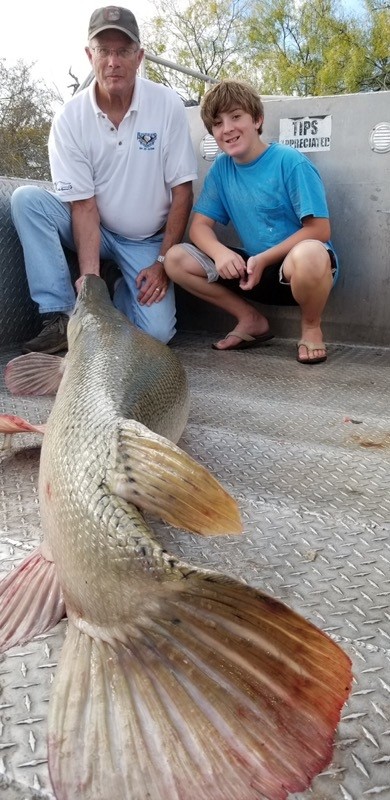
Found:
[75,270,100,294]
[136,261,170,306]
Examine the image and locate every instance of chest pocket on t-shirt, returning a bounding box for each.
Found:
[255,202,288,231]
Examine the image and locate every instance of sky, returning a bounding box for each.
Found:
[1,0,365,103]
[1,0,155,102]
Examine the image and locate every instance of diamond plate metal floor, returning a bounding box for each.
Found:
[1,334,390,800]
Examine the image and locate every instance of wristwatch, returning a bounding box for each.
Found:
[156,255,165,264]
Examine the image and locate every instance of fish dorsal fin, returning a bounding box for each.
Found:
[5,352,65,395]
[106,419,242,536]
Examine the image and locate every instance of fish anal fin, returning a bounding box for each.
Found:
[48,575,351,800]
[0,548,66,652]
[5,352,65,396]
[106,420,242,536]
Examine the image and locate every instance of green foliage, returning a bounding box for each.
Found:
[246,0,389,95]
[143,0,251,102]
[0,59,60,180]
[144,0,389,98]
[361,0,390,89]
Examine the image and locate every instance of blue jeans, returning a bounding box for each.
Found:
[10,185,176,344]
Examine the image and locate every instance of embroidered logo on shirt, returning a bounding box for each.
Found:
[54,181,73,192]
[137,132,157,149]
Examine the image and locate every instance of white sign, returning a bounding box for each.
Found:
[279,115,332,152]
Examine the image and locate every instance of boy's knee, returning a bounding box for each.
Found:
[164,245,187,279]
[289,241,331,283]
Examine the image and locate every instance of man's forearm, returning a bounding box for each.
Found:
[158,182,193,257]
[71,198,101,276]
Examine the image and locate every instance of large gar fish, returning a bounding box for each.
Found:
[0,275,351,800]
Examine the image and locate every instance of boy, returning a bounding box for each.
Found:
[164,80,338,363]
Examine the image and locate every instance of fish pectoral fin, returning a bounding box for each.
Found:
[0,414,46,445]
[0,548,66,652]
[106,420,242,536]
[5,352,65,395]
[48,577,351,800]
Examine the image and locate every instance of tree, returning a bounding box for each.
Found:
[144,0,388,99]
[360,0,390,90]
[246,0,368,95]
[0,59,61,180]
[246,0,389,95]
[142,0,251,103]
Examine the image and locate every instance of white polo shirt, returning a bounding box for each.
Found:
[48,77,198,240]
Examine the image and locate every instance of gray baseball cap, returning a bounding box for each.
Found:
[88,6,140,44]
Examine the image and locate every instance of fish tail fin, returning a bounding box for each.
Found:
[5,352,65,395]
[48,575,351,800]
[107,420,242,535]
[0,549,65,652]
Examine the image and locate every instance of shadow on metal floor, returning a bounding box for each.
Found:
[1,334,390,799]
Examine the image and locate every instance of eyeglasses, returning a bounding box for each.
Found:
[90,46,139,59]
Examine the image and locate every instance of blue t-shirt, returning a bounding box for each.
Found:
[194,142,333,257]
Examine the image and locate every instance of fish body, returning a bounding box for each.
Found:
[39,277,190,628]
[0,276,352,800]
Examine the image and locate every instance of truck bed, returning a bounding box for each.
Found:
[1,333,390,799]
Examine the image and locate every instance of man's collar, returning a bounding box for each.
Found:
[89,76,141,118]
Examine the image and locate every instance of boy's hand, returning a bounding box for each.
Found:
[215,248,247,280]
[239,254,266,290]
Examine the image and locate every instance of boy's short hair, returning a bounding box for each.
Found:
[201,80,264,134]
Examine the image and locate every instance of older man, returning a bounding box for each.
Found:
[11,6,197,352]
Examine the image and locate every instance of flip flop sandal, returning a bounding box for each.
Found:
[212,330,274,351]
[297,340,327,364]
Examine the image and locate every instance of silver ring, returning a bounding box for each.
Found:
[155,288,160,293]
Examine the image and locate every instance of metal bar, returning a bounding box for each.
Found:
[143,52,219,83]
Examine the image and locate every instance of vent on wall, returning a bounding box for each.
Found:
[369,122,390,154]
[200,134,221,161]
